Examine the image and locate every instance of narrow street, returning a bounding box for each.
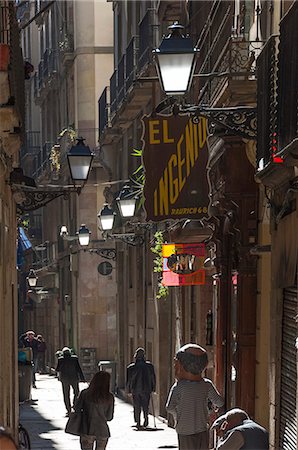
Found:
[19,374,178,450]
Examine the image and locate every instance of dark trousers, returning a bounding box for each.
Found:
[80,435,108,450]
[32,357,38,385]
[132,392,150,425]
[37,352,46,373]
[178,431,209,450]
[61,380,79,413]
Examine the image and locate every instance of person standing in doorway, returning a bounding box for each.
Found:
[166,343,224,450]
[74,371,114,450]
[56,347,86,416]
[126,347,156,429]
[36,334,47,374]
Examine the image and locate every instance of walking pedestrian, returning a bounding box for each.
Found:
[0,427,17,450]
[211,408,269,449]
[36,334,47,374]
[56,346,86,416]
[166,343,224,450]
[19,330,39,388]
[126,347,156,429]
[74,371,114,450]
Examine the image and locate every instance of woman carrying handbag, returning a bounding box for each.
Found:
[73,371,114,450]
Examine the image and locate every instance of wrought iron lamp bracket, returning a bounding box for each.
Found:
[190,106,257,140]
[12,185,79,215]
[87,248,116,260]
[104,232,145,247]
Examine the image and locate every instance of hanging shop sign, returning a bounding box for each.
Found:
[162,243,205,286]
[142,113,209,221]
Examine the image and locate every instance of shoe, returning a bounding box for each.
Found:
[32,384,37,388]
[143,417,148,427]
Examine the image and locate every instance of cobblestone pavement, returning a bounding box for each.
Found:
[19,374,178,450]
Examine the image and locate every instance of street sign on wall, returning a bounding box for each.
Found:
[162,243,206,286]
[142,113,209,222]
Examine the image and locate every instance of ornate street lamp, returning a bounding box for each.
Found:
[116,185,138,218]
[77,224,91,246]
[27,269,38,287]
[67,137,94,184]
[60,224,90,246]
[153,22,199,95]
[98,204,115,231]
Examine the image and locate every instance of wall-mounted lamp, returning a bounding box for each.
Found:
[151,22,257,140]
[67,137,94,184]
[60,224,91,246]
[116,184,138,218]
[153,22,199,95]
[27,269,38,287]
[10,136,94,215]
[98,204,115,231]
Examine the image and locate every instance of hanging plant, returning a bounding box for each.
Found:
[49,144,61,172]
[150,231,169,299]
[58,126,77,143]
[19,215,30,230]
[130,148,145,210]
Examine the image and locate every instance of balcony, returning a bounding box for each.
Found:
[98,10,156,133]
[138,9,155,74]
[34,49,58,101]
[98,87,109,138]
[256,36,278,172]
[125,36,138,93]
[256,4,298,187]
[199,38,262,106]
[34,141,53,180]
[59,32,74,68]
[0,2,25,152]
[110,69,117,116]
[20,131,41,173]
[117,54,125,105]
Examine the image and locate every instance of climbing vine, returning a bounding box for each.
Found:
[49,144,61,172]
[150,231,169,299]
[58,126,77,143]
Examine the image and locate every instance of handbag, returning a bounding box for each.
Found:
[65,411,84,436]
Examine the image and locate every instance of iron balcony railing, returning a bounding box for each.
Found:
[125,36,138,92]
[277,2,298,151]
[117,54,125,104]
[138,9,155,72]
[43,48,49,78]
[34,141,53,178]
[98,87,109,137]
[20,131,41,161]
[200,38,263,105]
[38,60,43,89]
[256,35,278,170]
[110,69,117,115]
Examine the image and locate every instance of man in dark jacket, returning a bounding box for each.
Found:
[213,408,269,449]
[126,347,156,429]
[56,347,86,416]
[19,330,39,388]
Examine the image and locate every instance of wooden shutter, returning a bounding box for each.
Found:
[279,287,298,450]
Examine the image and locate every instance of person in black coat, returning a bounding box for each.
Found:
[126,347,156,429]
[56,347,86,416]
[19,330,39,388]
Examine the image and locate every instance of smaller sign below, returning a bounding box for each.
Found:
[162,243,205,286]
[97,261,113,276]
